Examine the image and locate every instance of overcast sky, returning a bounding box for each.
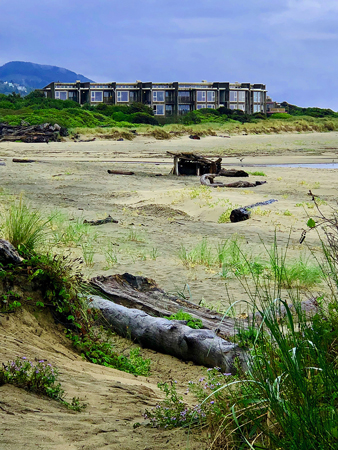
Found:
[1,0,338,109]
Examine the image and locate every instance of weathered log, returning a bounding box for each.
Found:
[200,174,266,188]
[90,273,240,338]
[230,208,251,223]
[0,240,23,266]
[200,174,226,187]
[12,158,36,163]
[224,180,266,188]
[107,170,135,175]
[230,199,278,223]
[89,295,246,373]
[218,169,249,177]
[83,215,118,226]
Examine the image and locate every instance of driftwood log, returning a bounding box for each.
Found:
[218,169,249,177]
[230,199,278,223]
[90,274,240,338]
[12,158,36,163]
[200,174,266,188]
[107,170,135,175]
[89,295,246,373]
[83,215,118,226]
[90,274,247,372]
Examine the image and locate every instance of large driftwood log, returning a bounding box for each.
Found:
[90,273,239,338]
[90,295,246,373]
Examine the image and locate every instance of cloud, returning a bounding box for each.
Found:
[1,0,338,108]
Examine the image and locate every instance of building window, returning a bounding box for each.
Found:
[130,91,137,102]
[153,91,164,102]
[229,91,237,102]
[68,91,77,101]
[238,104,245,111]
[197,104,206,110]
[253,92,261,103]
[91,91,103,102]
[229,104,236,110]
[197,91,206,102]
[238,91,245,102]
[253,104,262,113]
[207,91,215,102]
[154,104,165,115]
[178,91,190,103]
[165,91,174,102]
[207,104,215,109]
[178,104,191,115]
[55,91,68,100]
[165,105,173,116]
[117,91,129,102]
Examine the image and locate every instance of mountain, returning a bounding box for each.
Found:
[0,61,94,91]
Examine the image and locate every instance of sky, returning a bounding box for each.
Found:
[1,0,338,109]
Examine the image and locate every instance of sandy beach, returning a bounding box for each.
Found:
[1,131,338,449]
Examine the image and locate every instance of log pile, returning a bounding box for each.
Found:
[167,152,222,176]
[0,122,68,143]
[90,273,247,372]
[90,273,240,338]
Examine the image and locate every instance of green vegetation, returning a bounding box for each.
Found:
[1,197,52,251]
[164,309,203,329]
[0,357,86,411]
[179,235,324,290]
[146,209,338,449]
[248,171,266,176]
[1,91,338,136]
[0,199,151,377]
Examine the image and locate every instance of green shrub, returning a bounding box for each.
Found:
[1,197,52,252]
[164,309,203,329]
[0,357,86,411]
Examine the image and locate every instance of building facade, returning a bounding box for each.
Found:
[42,81,267,117]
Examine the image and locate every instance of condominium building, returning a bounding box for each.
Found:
[42,81,267,116]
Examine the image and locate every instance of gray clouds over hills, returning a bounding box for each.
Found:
[1,0,338,109]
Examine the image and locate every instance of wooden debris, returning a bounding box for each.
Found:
[90,273,240,338]
[189,134,200,140]
[83,215,118,226]
[167,152,222,176]
[218,169,249,177]
[230,199,278,223]
[200,173,227,187]
[89,273,247,372]
[90,295,246,373]
[200,174,266,188]
[107,170,135,175]
[0,122,68,143]
[12,158,36,163]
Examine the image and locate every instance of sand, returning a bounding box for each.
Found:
[0,131,337,448]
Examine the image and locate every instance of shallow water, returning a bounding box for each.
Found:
[251,163,338,169]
